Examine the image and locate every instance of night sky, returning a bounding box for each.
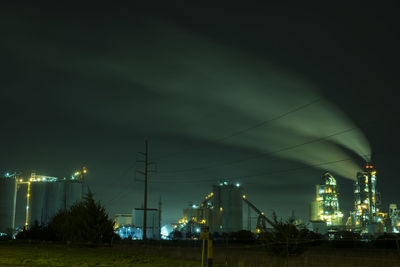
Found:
[1,3,399,226]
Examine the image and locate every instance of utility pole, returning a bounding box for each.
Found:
[137,140,155,241]
[158,196,162,240]
[143,140,148,241]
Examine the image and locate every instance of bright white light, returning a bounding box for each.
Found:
[236,183,240,187]
[196,228,200,233]
[161,225,173,239]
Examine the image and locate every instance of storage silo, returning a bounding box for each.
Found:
[28,181,48,225]
[15,183,28,229]
[45,181,65,222]
[64,179,83,209]
[27,174,83,228]
[0,174,17,234]
[211,181,243,233]
[28,174,62,226]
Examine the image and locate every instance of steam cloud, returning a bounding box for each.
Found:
[8,22,371,180]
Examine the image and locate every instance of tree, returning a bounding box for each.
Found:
[16,220,54,241]
[17,191,118,243]
[49,190,116,243]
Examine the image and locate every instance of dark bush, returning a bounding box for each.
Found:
[16,220,55,241]
[211,231,222,241]
[259,212,323,257]
[169,230,183,240]
[17,191,118,243]
[373,233,400,249]
[229,230,256,243]
[330,231,362,248]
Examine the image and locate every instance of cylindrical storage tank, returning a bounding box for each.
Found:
[0,176,17,234]
[15,183,28,229]
[29,182,47,226]
[55,181,66,213]
[212,181,243,233]
[222,185,243,233]
[45,181,65,223]
[65,180,83,209]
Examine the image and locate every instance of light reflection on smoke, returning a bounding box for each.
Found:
[107,27,371,179]
[11,23,371,179]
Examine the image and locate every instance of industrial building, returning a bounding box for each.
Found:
[113,208,162,240]
[310,172,343,227]
[27,172,83,226]
[353,164,379,228]
[177,181,243,234]
[175,181,268,236]
[0,169,84,236]
[389,204,400,233]
[0,173,17,235]
[307,165,389,235]
[346,163,387,234]
[346,163,391,235]
[211,181,243,233]
[114,214,133,229]
[114,214,135,239]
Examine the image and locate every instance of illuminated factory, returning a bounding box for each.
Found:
[175,181,243,234]
[309,165,390,235]
[0,168,85,236]
[174,181,269,236]
[310,172,343,227]
[388,204,400,233]
[114,207,161,240]
[347,163,387,234]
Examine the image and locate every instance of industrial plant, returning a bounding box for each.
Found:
[310,171,344,227]
[0,169,85,236]
[113,202,162,240]
[172,181,269,237]
[168,163,400,239]
[111,181,272,240]
[346,163,388,234]
[310,163,400,236]
[3,162,400,241]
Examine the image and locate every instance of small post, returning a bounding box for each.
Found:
[207,239,213,267]
[201,239,206,267]
[200,226,210,267]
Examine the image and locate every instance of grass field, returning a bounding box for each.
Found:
[1,242,400,267]
[0,243,212,267]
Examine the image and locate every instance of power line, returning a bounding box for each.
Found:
[103,150,374,205]
[158,126,360,175]
[154,98,321,161]
[151,155,371,184]
[102,162,137,206]
[102,99,320,204]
